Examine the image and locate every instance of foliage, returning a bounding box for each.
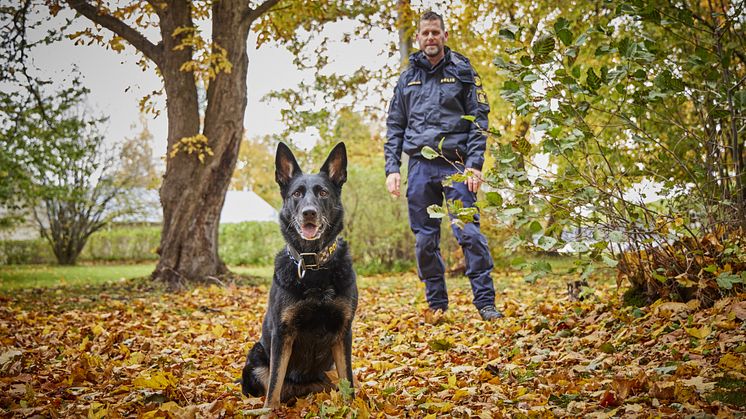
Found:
[455,0,746,303]
[116,115,161,190]
[0,239,53,265]
[230,135,280,208]
[1,272,745,415]
[0,0,66,228]
[218,222,285,266]
[80,224,161,263]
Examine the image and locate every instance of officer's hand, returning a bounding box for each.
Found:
[386,173,401,198]
[465,168,483,193]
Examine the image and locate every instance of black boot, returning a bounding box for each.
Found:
[478,305,503,321]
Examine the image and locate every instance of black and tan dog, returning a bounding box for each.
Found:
[241,142,357,409]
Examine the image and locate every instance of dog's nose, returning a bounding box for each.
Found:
[302,207,317,219]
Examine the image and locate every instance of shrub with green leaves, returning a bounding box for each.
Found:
[218,222,285,266]
[472,0,746,302]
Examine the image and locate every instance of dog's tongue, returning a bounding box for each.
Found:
[301,224,319,240]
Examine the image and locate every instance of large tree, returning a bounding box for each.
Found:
[35,0,380,287]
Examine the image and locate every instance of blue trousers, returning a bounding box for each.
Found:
[406,157,496,310]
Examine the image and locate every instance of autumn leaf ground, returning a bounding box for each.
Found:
[1,266,745,418]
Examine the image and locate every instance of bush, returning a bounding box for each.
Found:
[219,222,284,266]
[0,239,55,264]
[341,164,415,275]
[80,224,160,262]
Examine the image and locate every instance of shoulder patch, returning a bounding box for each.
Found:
[477,89,489,105]
[474,75,482,87]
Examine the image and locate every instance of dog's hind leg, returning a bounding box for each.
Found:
[264,333,294,409]
[241,342,269,397]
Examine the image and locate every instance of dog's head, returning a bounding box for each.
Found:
[275,142,347,248]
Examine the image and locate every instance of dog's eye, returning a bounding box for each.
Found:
[319,190,328,197]
[292,190,302,198]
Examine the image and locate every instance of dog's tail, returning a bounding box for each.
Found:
[241,342,269,397]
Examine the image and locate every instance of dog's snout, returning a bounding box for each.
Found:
[302,207,317,220]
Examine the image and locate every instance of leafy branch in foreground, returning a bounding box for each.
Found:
[442,0,745,304]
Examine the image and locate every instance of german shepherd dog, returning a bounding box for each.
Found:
[241,142,357,409]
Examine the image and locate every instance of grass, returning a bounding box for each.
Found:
[0,255,601,294]
[0,263,156,291]
[0,264,280,292]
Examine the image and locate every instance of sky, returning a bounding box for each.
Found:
[29,9,396,160]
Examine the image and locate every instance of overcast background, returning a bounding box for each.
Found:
[29,11,397,161]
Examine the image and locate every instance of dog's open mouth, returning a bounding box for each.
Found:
[299,222,323,241]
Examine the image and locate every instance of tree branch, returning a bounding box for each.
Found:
[66,0,163,67]
[245,0,282,24]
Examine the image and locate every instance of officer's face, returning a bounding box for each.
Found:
[416,19,448,59]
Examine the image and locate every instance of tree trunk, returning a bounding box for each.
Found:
[65,0,281,287]
[152,0,250,287]
[397,0,412,69]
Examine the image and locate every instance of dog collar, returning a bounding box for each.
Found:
[286,237,340,279]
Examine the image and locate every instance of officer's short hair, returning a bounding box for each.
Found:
[420,11,445,31]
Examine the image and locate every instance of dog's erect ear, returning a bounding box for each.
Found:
[275,142,303,189]
[319,142,347,187]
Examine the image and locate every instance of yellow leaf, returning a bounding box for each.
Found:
[718,353,744,372]
[212,324,225,338]
[133,371,178,390]
[447,375,457,388]
[125,352,145,366]
[87,402,107,419]
[79,336,89,351]
[453,389,471,402]
[92,324,105,337]
[685,326,711,339]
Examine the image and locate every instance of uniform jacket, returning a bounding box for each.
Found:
[384,47,490,176]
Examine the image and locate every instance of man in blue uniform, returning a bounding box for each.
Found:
[384,11,502,321]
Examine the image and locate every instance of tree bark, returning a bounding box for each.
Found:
[396,0,412,69]
[153,0,253,287]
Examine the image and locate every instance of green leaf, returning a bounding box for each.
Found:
[586,68,602,91]
[704,264,718,273]
[529,221,543,234]
[461,115,476,122]
[531,260,552,273]
[427,204,447,219]
[532,34,555,57]
[716,272,743,290]
[499,25,518,41]
[602,255,618,267]
[485,191,503,207]
[501,207,523,217]
[421,145,439,160]
[553,17,570,32]
[538,236,558,251]
[338,378,353,400]
[556,28,573,46]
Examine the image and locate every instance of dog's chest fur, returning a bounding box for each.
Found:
[276,270,354,339]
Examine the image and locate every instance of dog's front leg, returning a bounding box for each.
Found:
[264,331,293,409]
[331,329,354,398]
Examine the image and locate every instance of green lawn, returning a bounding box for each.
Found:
[0,257,596,293]
[0,264,278,292]
[0,264,156,291]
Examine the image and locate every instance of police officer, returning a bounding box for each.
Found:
[384,11,502,321]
